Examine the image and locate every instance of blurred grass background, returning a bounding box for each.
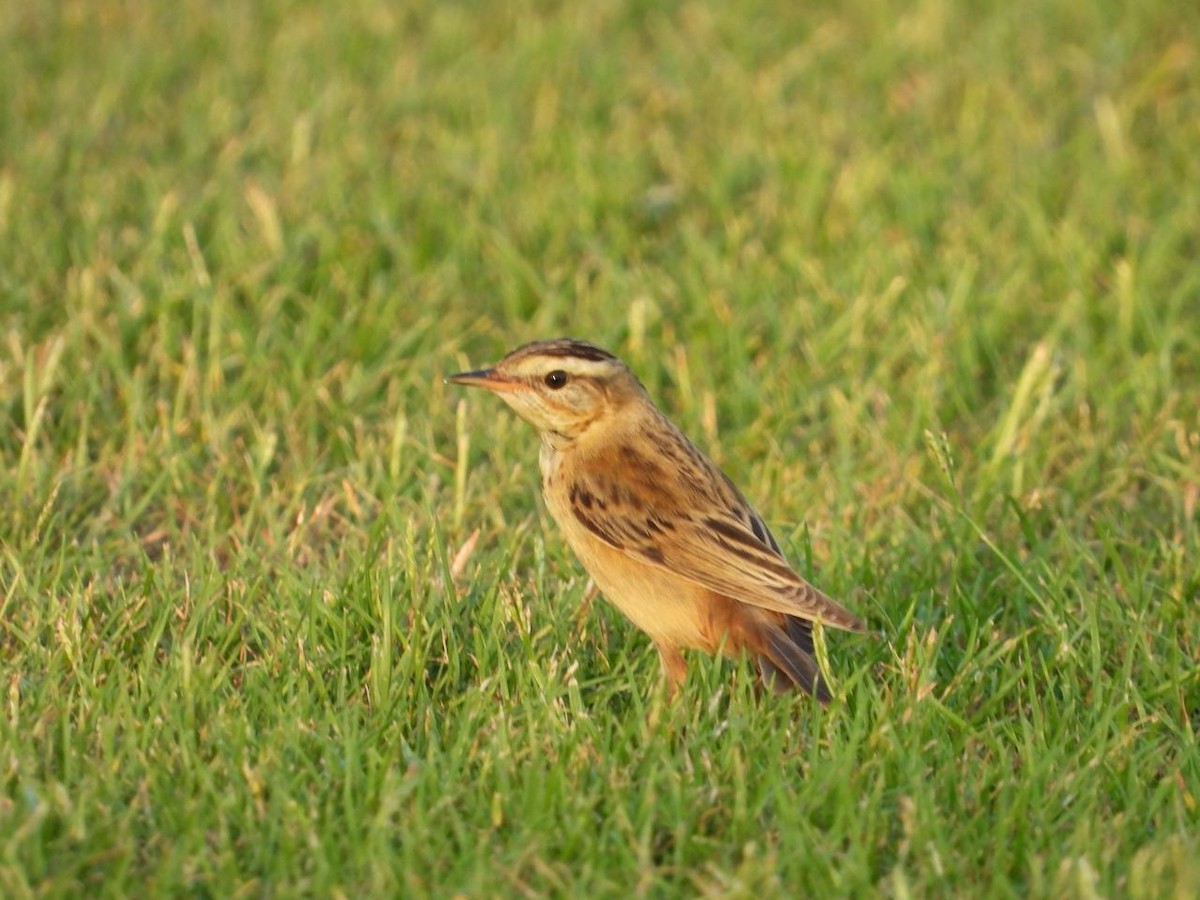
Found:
[1,0,1197,895]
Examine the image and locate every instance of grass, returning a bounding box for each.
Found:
[1,0,1197,895]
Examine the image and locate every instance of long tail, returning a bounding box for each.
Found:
[756,615,832,703]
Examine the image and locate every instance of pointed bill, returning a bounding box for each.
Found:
[445,369,524,394]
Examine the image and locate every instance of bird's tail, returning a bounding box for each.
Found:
[756,615,832,703]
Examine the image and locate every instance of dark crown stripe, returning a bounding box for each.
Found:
[508,339,618,363]
[537,340,618,362]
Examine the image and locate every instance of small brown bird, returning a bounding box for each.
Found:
[447,339,865,702]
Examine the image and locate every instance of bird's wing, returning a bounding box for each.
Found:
[567,441,866,632]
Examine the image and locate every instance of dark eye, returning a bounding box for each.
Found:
[544,370,569,389]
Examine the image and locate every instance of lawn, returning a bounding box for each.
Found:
[1,0,1197,895]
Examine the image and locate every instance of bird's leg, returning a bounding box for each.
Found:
[655,643,688,697]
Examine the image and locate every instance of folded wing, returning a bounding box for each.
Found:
[567,448,866,632]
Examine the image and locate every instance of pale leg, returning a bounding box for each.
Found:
[655,642,688,696]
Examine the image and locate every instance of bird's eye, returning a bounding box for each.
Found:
[544,370,569,390]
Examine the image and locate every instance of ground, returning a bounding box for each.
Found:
[1,0,1197,895]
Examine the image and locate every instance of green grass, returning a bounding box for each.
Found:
[2,0,1198,895]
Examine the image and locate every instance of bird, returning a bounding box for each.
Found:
[447,338,866,702]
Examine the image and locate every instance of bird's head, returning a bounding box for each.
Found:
[447,339,645,442]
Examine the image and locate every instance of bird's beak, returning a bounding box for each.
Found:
[445,368,523,394]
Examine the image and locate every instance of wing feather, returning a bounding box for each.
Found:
[568,434,866,632]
